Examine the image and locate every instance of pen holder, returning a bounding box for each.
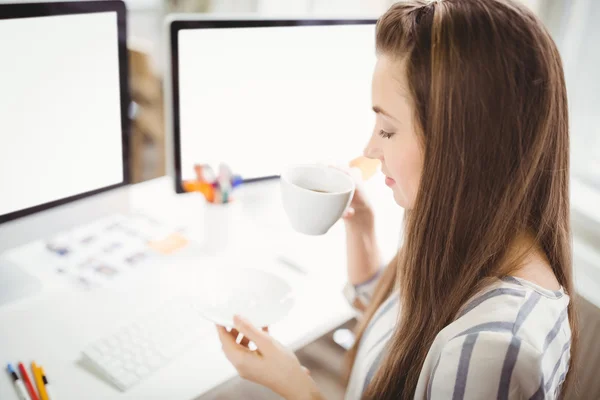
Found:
[201,201,241,254]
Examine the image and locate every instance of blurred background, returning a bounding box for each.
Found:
[124,0,599,190]
[125,0,600,243]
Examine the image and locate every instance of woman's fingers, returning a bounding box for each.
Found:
[216,326,250,359]
[239,335,251,347]
[217,326,237,349]
[342,207,356,219]
[240,327,268,349]
[216,325,258,378]
[229,327,252,348]
[233,315,272,349]
[227,326,268,349]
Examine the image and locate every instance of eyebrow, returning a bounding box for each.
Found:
[372,105,398,121]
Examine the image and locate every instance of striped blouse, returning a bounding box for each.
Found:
[344,275,572,399]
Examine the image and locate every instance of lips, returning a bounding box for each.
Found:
[385,176,395,186]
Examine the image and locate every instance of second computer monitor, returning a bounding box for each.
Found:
[167,18,377,192]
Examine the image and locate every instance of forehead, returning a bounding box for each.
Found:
[372,56,412,107]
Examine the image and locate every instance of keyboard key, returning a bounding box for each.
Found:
[135,366,150,377]
[123,361,135,371]
[96,343,109,354]
[86,347,103,360]
[146,356,162,369]
[118,372,138,388]
[107,358,123,370]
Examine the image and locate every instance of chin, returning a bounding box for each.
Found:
[392,190,407,208]
[393,189,414,210]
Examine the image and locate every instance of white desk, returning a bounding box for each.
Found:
[3,176,597,400]
[0,175,402,400]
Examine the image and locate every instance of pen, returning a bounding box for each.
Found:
[202,164,216,184]
[218,164,232,204]
[40,367,54,400]
[7,364,30,400]
[219,178,231,203]
[213,187,223,204]
[231,174,243,189]
[18,362,39,400]
[218,163,232,182]
[32,362,49,400]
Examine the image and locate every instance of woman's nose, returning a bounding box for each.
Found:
[363,134,383,160]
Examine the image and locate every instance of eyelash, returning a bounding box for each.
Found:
[379,129,395,139]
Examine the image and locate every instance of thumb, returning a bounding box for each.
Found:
[233,315,271,349]
[342,207,355,219]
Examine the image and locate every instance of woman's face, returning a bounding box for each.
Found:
[365,55,424,209]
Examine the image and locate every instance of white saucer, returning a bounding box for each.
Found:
[194,267,295,328]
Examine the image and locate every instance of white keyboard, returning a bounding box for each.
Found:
[82,298,212,391]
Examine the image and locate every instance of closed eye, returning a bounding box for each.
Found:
[379,129,395,139]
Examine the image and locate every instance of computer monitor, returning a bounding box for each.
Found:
[166,17,377,193]
[0,0,130,226]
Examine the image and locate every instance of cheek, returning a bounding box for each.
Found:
[385,142,423,207]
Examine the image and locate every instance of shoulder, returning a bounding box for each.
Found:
[429,330,543,397]
[426,278,572,399]
[449,277,571,350]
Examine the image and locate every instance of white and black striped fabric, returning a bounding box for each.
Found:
[344,275,571,399]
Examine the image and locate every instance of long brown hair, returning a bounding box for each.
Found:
[347,0,577,398]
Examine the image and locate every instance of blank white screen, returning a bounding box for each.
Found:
[178,24,376,181]
[0,12,124,217]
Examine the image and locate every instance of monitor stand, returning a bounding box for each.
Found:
[0,259,42,306]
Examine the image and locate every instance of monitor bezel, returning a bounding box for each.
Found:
[168,18,377,194]
[0,0,130,224]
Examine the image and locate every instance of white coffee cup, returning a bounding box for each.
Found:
[280,164,355,235]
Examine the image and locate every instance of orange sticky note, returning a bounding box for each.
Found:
[349,156,380,180]
[148,232,189,255]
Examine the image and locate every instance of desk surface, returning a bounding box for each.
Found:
[0,175,402,400]
[1,176,598,400]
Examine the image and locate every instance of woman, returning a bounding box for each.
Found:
[216,0,576,398]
